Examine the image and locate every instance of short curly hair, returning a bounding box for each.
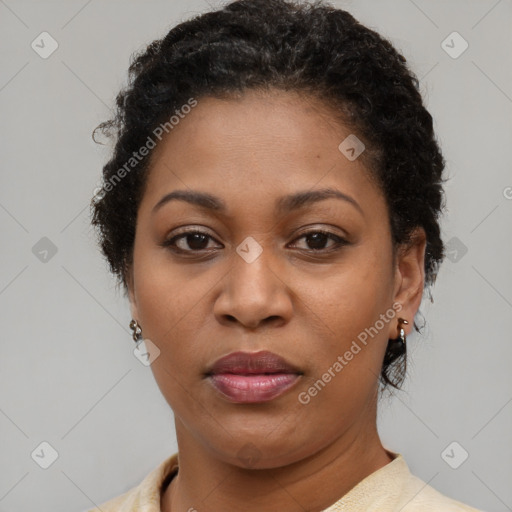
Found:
[90,0,446,389]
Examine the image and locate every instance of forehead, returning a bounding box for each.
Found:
[140,89,383,217]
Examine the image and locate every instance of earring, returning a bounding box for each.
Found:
[129,319,143,343]
[384,317,408,365]
[396,317,408,345]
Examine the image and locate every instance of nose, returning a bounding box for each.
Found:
[213,246,293,331]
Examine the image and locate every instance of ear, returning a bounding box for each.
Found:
[125,264,139,321]
[390,227,427,337]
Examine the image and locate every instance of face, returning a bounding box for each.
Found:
[127,89,425,469]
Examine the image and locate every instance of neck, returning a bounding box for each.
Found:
[161,414,393,512]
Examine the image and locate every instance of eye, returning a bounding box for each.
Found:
[162,229,222,254]
[289,229,348,252]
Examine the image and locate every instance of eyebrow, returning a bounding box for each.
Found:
[151,187,363,216]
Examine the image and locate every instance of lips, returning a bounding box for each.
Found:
[205,350,302,403]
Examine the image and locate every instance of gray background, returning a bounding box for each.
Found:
[1,1,511,511]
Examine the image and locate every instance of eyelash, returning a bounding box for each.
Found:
[161,228,349,256]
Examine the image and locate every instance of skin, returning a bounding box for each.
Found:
[126,88,426,512]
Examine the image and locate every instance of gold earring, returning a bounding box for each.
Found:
[129,319,143,343]
[396,317,408,346]
[384,317,408,365]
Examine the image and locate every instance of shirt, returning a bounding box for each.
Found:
[87,451,483,511]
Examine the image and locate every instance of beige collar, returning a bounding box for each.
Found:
[103,450,480,511]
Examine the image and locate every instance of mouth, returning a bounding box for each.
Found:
[205,350,303,403]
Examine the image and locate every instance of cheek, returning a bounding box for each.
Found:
[135,275,211,366]
[302,244,392,333]
[132,237,209,338]
[295,278,390,425]
[293,246,394,389]
[131,249,226,403]
[134,275,213,417]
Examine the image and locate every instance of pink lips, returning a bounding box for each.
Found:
[206,350,302,403]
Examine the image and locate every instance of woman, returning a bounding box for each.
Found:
[89,0,482,510]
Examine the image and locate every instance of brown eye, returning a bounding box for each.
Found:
[162,230,221,254]
[290,230,348,252]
